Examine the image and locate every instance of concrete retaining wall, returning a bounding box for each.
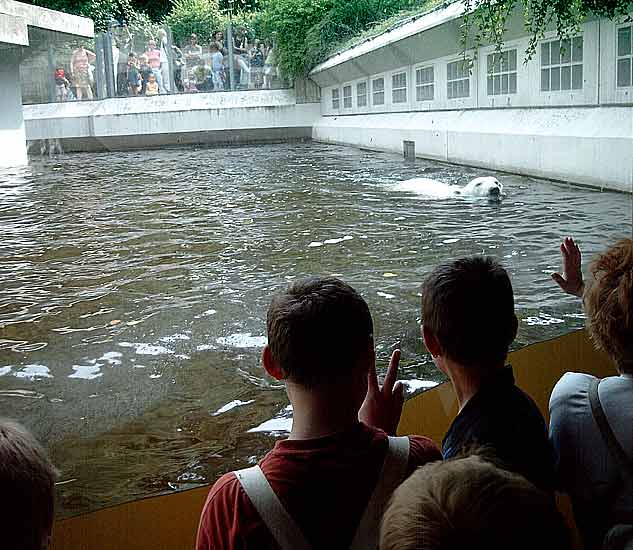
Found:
[313,106,633,192]
[24,89,321,152]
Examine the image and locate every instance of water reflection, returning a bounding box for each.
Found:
[0,143,630,516]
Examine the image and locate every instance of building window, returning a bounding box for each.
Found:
[392,72,407,103]
[617,25,632,87]
[372,77,385,105]
[343,85,352,108]
[332,88,340,109]
[447,59,470,99]
[415,66,434,101]
[487,49,517,95]
[540,36,583,91]
[357,81,368,107]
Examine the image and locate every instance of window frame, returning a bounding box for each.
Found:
[356,81,368,107]
[331,88,340,109]
[616,23,633,88]
[486,49,518,96]
[540,35,584,93]
[342,85,352,109]
[415,65,434,102]
[372,76,385,106]
[391,71,408,104]
[446,58,471,100]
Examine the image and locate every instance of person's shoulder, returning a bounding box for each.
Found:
[206,471,241,505]
[407,434,443,466]
[550,372,596,405]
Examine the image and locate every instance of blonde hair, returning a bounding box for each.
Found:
[380,454,569,550]
[0,419,58,549]
[584,238,633,373]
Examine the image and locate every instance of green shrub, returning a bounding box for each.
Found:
[163,0,223,46]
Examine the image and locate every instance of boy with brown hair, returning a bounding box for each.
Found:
[196,277,441,549]
[0,418,58,550]
[380,453,570,550]
[421,256,555,492]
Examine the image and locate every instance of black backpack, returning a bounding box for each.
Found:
[588,379,633,550]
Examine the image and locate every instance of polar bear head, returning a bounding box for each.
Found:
[459,177,505,200]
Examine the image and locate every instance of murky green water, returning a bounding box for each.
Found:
[0,142,631,516]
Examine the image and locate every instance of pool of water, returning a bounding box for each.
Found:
[0,142,630,516]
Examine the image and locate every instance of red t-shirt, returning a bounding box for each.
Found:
[196,422,441,550]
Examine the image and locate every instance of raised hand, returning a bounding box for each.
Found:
[551,237,584,297]
[358,349,405,436]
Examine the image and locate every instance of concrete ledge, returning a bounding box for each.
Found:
[0,0,93,38]
[312,106,633,192]
[0,12,27,45]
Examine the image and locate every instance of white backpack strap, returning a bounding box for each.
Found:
[349,435,411,550]
[234,465,312,550]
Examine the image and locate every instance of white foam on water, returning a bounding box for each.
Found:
[194,309,217,319]
[377,291,396,299]
[99,351,123,366]
[0,366,12,376]
[217,333,267,349]
[160,334,191,343]
[442,238,460,244]
[248,404,293,434]
[212,399,255,416]
[308,241,323,248]
[524,314,565,326]
[196,344,217,351]
[118,342,174,356]
[69,365,103,380]
[323,235,353,245]
[14,365,52,380]
[401,379,439,392]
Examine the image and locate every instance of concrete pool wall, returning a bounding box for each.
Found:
[24,89,321,152]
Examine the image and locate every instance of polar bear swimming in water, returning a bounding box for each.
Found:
[393,176,505,201]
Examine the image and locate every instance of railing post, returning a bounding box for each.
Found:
[227,23,235,91]
[47,45,56,103]
[94,35,106,99]
[166,27,176,94]
[103,31,115,98]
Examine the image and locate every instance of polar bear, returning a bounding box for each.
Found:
[393,176,505,201]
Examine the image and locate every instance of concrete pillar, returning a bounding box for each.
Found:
[0,48,27,168]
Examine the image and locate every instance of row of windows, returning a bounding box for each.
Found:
[329,27,633,109]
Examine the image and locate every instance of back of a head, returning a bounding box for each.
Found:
[584,238,633,374]
[421,256,516,369]
[380,454,570,550]
[0,419,57,550]
[267,277,373,388]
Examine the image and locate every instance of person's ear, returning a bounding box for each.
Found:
[262,345,284,380]
[422,325,442,358]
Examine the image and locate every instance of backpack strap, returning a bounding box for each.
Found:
[349,435,411,550]
[234,465,311,550]
[588,379,633,478]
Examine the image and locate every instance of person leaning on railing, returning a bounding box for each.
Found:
[549,237,633,550]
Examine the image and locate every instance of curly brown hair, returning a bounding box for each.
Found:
[584,238,633,374]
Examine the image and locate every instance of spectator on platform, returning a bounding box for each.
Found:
[126,53,141,96]
[421,257,555,493]
[1,418,58,550]
[70,43,96,100]
[232,27,249,89]
[210,43,224,91]
[249,40,265,89]
[144,39,164,93]
[196,277,442,550]
[158,29,171,93]
[264,44,277,90]
[145,72,159,96]
[549,237,633,550]
[54,67,71,102]
[138,54,152,96]
[380,452,570,550]
[183,33,203,67]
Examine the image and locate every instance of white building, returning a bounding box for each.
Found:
[310,3,633,192]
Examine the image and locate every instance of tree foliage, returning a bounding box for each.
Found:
[163,0,223,46]
[461,0,633,59]
[257,0,424,80]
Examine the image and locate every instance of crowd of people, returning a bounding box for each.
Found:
[53,28,280,102]
[3,237,632,550]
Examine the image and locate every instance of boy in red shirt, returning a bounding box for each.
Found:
[196,277,441,549]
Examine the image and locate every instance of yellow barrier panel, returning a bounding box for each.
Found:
[52,329,616,550]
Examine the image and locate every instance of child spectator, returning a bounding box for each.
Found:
[249,40,265,89]
[126,52,141,96]
[210,42,224,91]
[54,67,70,102]
[145,73,159,96]
[70,43,96,100]
[144,39,163,92]
[0,418,58,550]
[421,257,555,492]
[380,453,570,550]
[138,54,152,96]
[196,277,441,549]
[549,237,633,550]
